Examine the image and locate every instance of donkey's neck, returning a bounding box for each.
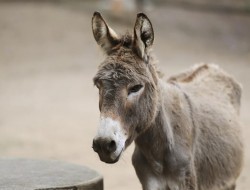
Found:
[134,80,177,167]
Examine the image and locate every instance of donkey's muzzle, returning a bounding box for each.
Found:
[92,138,117,154]
[92,138,119,164]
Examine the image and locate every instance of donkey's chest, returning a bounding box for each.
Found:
[139,148,188,189]
[144,171,183,190]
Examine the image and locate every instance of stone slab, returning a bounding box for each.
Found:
[0,158,103,190]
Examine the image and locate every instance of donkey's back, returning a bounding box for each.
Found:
[169,64,242,113]
[169,64,243,190]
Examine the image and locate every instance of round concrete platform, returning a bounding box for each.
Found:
[0,158,103,190]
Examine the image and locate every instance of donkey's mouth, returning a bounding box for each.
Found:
[98,150,123,164]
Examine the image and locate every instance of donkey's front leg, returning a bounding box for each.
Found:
[183,165,197,190]
[166,152,197,190]
[178,159,197,190]
[132,147,167,190]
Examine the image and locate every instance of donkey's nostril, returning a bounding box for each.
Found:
[92,139,100,153]
[107,140,117,153]
[93,138,117,154]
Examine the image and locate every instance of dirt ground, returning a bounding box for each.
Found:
[0,1,249,190]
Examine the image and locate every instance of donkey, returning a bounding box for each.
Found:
[91,12,244,190]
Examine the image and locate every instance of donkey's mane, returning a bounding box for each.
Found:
[94,42,163,86]
[93,59,149,86]
[119,33,133,48]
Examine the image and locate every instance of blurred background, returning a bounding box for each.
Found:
[0,0,249,189]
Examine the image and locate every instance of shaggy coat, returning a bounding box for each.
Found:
[91,12,243,190]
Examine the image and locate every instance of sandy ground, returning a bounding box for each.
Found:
[0,1,249,190]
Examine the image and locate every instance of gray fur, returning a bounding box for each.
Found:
[91,12,244,190]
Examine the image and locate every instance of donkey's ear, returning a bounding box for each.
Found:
[92,12,120,54]
[133,13,154,61]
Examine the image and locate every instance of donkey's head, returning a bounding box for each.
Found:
[92,12,159,163]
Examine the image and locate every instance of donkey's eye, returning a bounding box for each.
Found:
[128,85,143,95]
